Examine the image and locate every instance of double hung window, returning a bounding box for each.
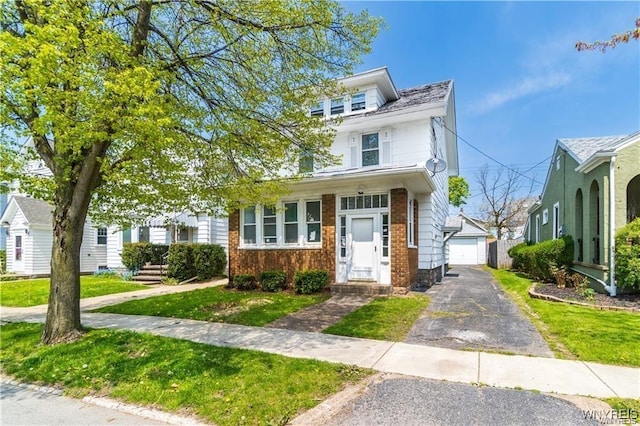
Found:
[362,133,379,166]
[241,200,321,247]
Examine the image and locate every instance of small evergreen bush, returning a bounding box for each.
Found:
[260,270,287,292]
[167,243,197,282]
[121,243,169,270]
[507,236,574,282]
[0,249,6,274]
[192,244,226,280]
[293,269,329,294]
[233,274,257,290]
[615,218,640,291]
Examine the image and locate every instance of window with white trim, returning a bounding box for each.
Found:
[306,201,321,243]
[97,227,107,245]
[351,93,365,111]
[263,206,277,244]
[542,209,549,225]
[535,215,540,243]
[340,194,388,210]
[330,98,344,115]
[284,202,299,244]
[243,206,256,244]
[339,215,346,258]
[310,101,324,117]
[408,199,415,246]
[241,201,321,247]
[362,133,379,166]
[553,202,561,239]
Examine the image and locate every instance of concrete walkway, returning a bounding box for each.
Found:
[1,279,639,400]
[266,295,373,332]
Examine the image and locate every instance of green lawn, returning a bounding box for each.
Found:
[93,286,331,326]
[324,295,430,341]
[0,275,147,307]
[489,268,640,367]
[0,323,371,426]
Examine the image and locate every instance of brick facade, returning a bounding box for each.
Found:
[228,194,336,284]
[390,188,418,290]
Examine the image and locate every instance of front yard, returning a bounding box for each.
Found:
[0,322,371,426]
[0,275,147,307]
[93,286,331,326]
[489,268,640,367]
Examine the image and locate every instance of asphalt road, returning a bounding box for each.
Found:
[1,381,175,426]
[323,376,600,426]
[406,265,553,357]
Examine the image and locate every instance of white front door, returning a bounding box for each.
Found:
[13,234,24,272]
[348,216,377,281]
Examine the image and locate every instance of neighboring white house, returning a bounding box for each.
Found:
[0,137,228,276]
[448,212,489,265]
[229,67,460,291]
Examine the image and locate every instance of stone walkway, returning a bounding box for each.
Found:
[265,295,373,332]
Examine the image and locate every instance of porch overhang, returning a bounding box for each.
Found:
[293,164,437,195]
[144,213,198,228]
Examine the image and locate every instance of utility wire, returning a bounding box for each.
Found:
[442,123,545,185]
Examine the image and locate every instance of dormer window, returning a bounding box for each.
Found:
[310,101,324,117]
[351,92,365,111]
[330,98,344,115]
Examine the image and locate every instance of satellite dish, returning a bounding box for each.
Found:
[426,157,447,175]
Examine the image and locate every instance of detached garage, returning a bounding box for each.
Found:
[448,213,488,265]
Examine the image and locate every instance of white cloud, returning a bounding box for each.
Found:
[475,72,572,113]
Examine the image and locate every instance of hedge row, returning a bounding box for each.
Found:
[121,243,169,270]
[0,249,6,274]
[615,218,640,291]
[121,242,226,282]
[230,269,329,294]
[508,236,574,282]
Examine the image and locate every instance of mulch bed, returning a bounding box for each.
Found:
[533,282,640,310]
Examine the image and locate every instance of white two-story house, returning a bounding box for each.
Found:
[228,67,459,293]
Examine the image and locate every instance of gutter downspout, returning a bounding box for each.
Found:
[608,157,617,296]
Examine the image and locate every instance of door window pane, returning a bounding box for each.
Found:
[352,218,374,242]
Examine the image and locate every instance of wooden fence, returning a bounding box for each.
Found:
[487,239,523,269]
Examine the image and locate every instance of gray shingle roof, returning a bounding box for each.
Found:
[559,135,628,164]
[444,216,463,231]
[13,196,52,226]
[344,80,452,120]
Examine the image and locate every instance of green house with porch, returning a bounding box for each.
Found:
[526,131,640,295]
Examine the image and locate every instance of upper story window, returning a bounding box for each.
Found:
[97,227,107,245]
[330,98,344,115]
[542,209,549,225]
[362,133,379,166]
[351,93,365,111]
[310,101,324,117]
[556,156,561,170]
[299,149,314,174]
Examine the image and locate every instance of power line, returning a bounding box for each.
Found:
[442,123,545,185]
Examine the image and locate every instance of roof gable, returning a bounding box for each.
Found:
[0,196,52,227]
[558,135,628,164]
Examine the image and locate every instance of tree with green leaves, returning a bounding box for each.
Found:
[448,175,470,207]
[0,0,380,344]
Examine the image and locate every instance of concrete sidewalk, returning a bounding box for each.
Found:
[3,307,639,399]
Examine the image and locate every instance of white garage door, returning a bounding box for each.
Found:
[449,238,479,265]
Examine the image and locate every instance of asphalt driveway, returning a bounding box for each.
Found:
[406,266,553,357]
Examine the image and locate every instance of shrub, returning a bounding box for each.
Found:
[260,270,287,292]
[294,270,329,294]
[615,218,640,291]
[167,243,197,282]
[232,274,257,290]
[192,244,226,280]
[121,243,169,271]
[0,249,6,274]
[507,236,574,282]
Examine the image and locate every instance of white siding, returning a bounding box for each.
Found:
[30,228,53,274]
[149,227,168,244]
[210,218,228,250]
[106,226,124,269]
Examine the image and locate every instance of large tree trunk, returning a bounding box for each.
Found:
[41,189,92,344]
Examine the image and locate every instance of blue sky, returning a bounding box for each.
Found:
[345,1,640,216]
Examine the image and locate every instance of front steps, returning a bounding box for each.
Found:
[331,282,393,296]
[131,264,167,284]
